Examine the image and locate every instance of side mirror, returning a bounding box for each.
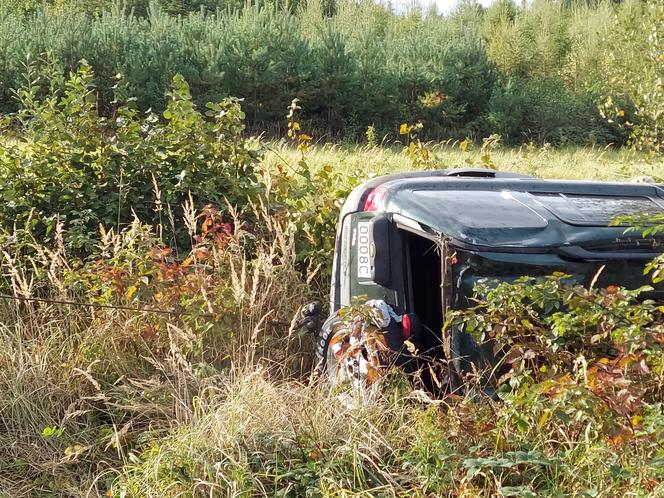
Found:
[296,301,322,334]
[370,215,391,285]
[359,214,391,286]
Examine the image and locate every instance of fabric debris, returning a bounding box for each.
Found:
[365,299,402,328]
[327,300,400,390]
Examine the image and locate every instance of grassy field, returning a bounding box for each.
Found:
[1,1,663,491]
[265,141,664,181]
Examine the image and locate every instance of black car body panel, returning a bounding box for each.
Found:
[330,168,664,312]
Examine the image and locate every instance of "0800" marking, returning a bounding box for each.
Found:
[357,222,371,279]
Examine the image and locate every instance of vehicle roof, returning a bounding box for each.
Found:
[344,168,664,250]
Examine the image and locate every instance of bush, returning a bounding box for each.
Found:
[0,194,317,495]
[212,5,311,128]
[602,0,664,154]
[449,274,664,436]
[268,99,365,276]
[0,57,260,252]
[485,78,624,145]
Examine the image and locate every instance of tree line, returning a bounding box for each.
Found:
[0,0,660,146]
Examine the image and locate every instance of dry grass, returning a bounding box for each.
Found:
[0,200,317,497]
[1,145,663,497]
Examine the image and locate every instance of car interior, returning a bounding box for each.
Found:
[402,230,444,356]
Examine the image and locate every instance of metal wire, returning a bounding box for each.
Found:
[0,293,213,317]
[0,293,292,326]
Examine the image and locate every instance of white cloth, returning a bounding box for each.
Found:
[365,299,402,328]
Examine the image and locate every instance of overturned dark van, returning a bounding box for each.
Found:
[303,168,664,392]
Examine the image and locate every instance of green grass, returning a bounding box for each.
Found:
[264,142,664,181]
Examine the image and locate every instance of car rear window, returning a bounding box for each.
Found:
[412,190,549,229]
[531,193,664,225]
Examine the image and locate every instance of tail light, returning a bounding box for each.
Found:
[363,186,387,212]
[402,313,411,340]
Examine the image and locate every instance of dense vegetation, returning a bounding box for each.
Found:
[0,0,661,147]
[0,59,662,496]
[0,0,663,496]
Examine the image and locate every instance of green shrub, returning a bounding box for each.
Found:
[522,79,623,145]
[0,57,260,252]
[484,78,623,145]
[449,274,664,430]
[269,99,364,276]
[602,0,664,154]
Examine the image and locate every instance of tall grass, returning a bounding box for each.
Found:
[0,144,662,496]
[0,198,317,496]
[264,140,664,181]
[0,37,662,495]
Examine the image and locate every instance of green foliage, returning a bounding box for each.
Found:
[0,0,245,16]
[269,99,363,275]
[400,121,438,169]
[0,57,260,252]
[365,124,377,147]
[0,0,642,145]
[485,78,625,145]
[602,0,664,155]
[449,274,664,434]
[613,213,664,284]
[442,274,664,494]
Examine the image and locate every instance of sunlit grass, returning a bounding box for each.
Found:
[263,141,664,181]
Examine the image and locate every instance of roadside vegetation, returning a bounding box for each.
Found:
[0,0,662,496]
